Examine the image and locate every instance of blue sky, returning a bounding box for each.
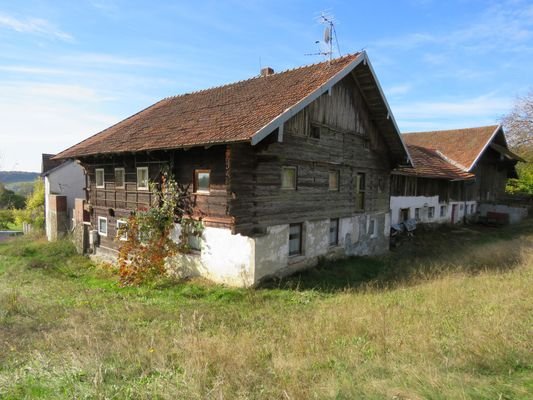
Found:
[0,0,531,171]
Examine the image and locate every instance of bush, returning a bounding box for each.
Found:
[0,209,14,229]
[14,179,45,229]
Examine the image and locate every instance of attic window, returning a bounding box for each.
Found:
[309,124,320,139]
[95,168,105,189]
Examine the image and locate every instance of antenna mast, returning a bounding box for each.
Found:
[305,12,342,61]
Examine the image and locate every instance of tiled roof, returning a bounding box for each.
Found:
[402,125,499,171]
[394,145,475,180]
[55,53,363,159]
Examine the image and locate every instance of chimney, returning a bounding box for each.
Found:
[260,67,274,77]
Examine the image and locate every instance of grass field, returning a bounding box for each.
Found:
[0,220,532,399]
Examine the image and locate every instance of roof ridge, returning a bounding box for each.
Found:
[161,53,360,101]
[404,124,499,135]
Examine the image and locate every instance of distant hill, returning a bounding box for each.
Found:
[0,171,40,184]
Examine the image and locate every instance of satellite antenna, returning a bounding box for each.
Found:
[305,12,342,61]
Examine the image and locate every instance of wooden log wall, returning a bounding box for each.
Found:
[230,74,392,235]
[81,146,229,249]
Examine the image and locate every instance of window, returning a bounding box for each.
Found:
[470,204,475,214]
[428,207,435,219]
[369,219,376,237]
[415,208,420,220]
[329,170,339,191]
[460,204,464,210]
[440,205,447,217]
[289,223,303,256]
[282,166,297,190]
[95,168,105,188]
[400,208,410,222]
[115,168,125,189]
[355,173,366,211]
[194,169,210,193]
[137,167,149,190]
[97,216,108,236]
[309,124,320,139]
[116,220,127,241]
[329,218,339,246]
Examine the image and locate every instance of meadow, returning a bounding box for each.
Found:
[0,220,532,399]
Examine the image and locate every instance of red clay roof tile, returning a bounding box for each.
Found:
[55,53,362,159]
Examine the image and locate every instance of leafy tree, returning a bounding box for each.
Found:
[14,179,45,229]
[0,209,14,230]
[502,89,533,194]
[0,183,25,209]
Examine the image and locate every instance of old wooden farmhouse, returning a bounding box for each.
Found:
[390,125,523,225]
[54,52,412,286]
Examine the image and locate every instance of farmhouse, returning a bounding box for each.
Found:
[390,125,523,225]
[54,52,411,286]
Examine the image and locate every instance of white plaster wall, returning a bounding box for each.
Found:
[45,161,86,240]
[304,219,330,258]
[391,196,478,225]
[167,224,255,287]
[254,224,289,282]
[478,203,528,224]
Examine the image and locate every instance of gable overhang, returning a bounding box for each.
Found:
[467,124,503,171]
[250,51,413,167]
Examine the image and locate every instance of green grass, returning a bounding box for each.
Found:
[0,221,532,399]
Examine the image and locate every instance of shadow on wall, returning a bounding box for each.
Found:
[258,219,533,293]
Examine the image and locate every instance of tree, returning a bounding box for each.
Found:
[0,183,26,209]
[502,89,533,194]
[14,179,45,229]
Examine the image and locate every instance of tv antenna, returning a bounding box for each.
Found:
[305,12,342,61]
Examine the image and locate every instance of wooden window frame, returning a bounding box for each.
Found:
[329,170,340,191]
[288,223,303,257]
[97,216,108,237]
[194,169,211,194]
[114,168,125,189]
[329,218,339,247]
[281,166,297,190]
[95,168,105,189]
[116,219,127,241]
[355,172,366,211]
[136,167,149,191]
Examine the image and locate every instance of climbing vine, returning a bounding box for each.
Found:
[117,167,203,285]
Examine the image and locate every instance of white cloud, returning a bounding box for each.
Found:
[0,12,73,41]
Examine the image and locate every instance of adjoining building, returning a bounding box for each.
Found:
[391,125,524,225]
[54,52,412,286]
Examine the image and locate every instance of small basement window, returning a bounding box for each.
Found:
[428,206,435,219]
[329,218,339,246]
[329,170,340,191]
[137,167,149,190]
[282,166,297,190]
[115,168,125,189]
[289,223,303,256]
[194,169,210,193]
[116,220,127,241]
[95,168,105,188]
[369,219,376,237]
[98,216,108,237]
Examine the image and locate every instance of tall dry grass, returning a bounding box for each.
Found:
[0,226,532,399]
